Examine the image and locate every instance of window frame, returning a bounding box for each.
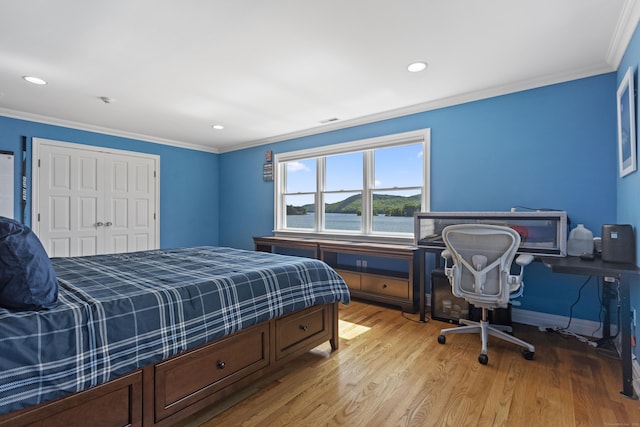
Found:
[274,128,430,244]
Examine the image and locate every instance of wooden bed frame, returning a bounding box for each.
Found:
[0,302,339,427]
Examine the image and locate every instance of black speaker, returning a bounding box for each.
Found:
[601,224,635,264]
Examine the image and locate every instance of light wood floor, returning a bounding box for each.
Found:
[184,301,639,427]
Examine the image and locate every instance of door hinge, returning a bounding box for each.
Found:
[154,171,156,178]
[38,159,41,167]
[37,213,40,222]
[153,213,156,220]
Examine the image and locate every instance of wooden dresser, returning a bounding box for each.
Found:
[254,236,421,313]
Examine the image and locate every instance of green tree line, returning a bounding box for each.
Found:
[287,193,421,217]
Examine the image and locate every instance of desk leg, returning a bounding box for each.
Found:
[602,280,612,340]
[419,249,426,323]
[618,276,635,398]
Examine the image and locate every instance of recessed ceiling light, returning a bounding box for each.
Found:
[212,125,224,130]
[407,62,427,73]
[99,96,115,104]
[23,76,47,85]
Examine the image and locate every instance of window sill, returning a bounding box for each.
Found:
[272,230,415,246]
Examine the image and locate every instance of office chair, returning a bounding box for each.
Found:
[437,224,535,364]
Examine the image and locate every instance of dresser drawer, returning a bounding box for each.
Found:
[153,323,269,421]
[276,305,331,360]
[361,275,409,299]
[336,269,361,290]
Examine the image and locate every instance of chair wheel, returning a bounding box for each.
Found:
[478,353,488,365]
[437,335,446,344]
[522,350,535,360]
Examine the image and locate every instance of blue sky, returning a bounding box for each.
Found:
[286,143,423,205]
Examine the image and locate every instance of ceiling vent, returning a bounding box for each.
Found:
[319,117,339,124]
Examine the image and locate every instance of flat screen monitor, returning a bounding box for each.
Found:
[414,211,567,257]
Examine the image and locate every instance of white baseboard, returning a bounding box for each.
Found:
[511,307,613,339]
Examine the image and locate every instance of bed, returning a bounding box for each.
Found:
[0,245,350,426]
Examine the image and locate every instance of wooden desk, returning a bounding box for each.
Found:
[254,236,421,313]
[541,255,639,399]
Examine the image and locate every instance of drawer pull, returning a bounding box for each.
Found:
[382,284,388,288]
[216,361,226,370]
[299,324,309,332]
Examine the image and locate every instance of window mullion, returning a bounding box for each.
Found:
[362,151,373,234]
[317,157,325,231]
[276,161,285,230]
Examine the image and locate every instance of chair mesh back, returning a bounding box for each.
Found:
[443,225,520,307]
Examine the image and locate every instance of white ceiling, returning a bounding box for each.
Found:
[1,1,639,153]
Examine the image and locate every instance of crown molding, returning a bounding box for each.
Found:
[223,64,614,153]
[606,0,640,67]
[0,108,220,154]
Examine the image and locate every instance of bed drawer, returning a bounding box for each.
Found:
[275,305,332,360]
[360,274,409,299]
[0,370,142,427]
[153,323,269,422]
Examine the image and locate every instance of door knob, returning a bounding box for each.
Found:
[95,222,104,227]
[105,222,113,227]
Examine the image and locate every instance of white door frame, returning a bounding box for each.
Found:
[32,137,160,251]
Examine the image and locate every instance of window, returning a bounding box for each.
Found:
[274,129,430,243]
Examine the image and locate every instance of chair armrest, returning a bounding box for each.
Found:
[515,254,534,266]
[441,249,451,260]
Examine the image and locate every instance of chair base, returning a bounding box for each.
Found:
[438,317,535,364]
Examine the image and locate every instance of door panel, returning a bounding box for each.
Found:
[112,198,128,228]
[79,236,98,256]
[112,160,128,192]
[79,156,99,191]
[79,197,99,229]
[104,154,156,254]
[135,200,149,227]
[51,154,71,189]
[50,238,71,256]
[50,196,70,231]
[134,234,149,249]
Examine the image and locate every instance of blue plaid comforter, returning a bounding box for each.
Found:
[0,246,350,415]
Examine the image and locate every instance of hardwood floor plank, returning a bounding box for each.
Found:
[184,301,638,427]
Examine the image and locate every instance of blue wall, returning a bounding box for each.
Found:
[617,23,640,362]
[0,116,220,248]
[219,73,618,323]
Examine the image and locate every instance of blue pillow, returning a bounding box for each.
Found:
[0,217,58,310]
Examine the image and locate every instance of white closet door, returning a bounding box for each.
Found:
[33,138,159,257]
[37,144,105,257]
[104,154,156,254]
